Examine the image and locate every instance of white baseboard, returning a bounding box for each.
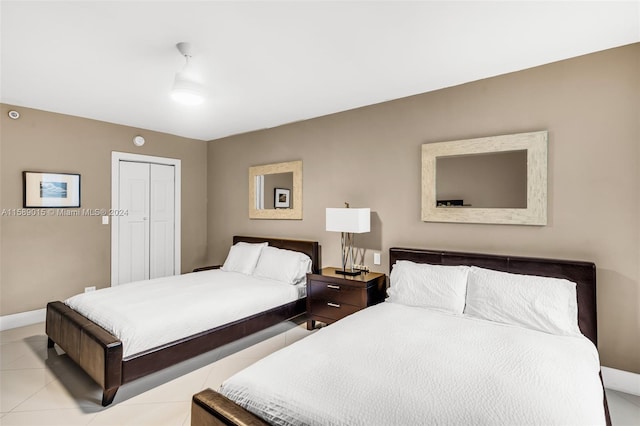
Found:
[0,308,46,331]
[602,366,640,396]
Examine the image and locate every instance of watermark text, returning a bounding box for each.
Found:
[1,208,129,217]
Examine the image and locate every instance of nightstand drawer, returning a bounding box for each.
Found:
[309,298,361,321]
[307,280,364,306]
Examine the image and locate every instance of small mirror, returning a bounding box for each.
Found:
[255,172,294,210]
[436,150,527,208]
[249,160,302,219]
[422,131,547,225]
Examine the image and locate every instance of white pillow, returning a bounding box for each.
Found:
[387,260,469,314]
[253,246,312,285]
[464,266,581,336]
[221,242,268,275]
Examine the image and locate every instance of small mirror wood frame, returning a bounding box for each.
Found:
[249,160,302,219]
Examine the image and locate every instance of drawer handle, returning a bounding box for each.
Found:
[327,302,341,308]
[327,284,340,290]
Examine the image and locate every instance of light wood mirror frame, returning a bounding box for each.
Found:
[422,131,547,225]
[249,160,302,220]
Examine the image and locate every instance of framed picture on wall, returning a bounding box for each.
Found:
[23,171,81,208]
[274,188,290,209]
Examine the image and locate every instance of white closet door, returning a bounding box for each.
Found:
[118,161,150,284]
[149,164,175,279]
[112,152,181,287]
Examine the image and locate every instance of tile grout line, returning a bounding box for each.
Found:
[2,369,58,414]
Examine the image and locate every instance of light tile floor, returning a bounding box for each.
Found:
[1,322,639,425]
[1,321,312,426]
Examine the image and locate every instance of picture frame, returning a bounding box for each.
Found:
[23,171,81,208]
[274,188,290,209]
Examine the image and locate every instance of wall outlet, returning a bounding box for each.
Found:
[373,252,381,265]
[84,286,96,293]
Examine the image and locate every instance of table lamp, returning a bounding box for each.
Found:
[326,203,370,276]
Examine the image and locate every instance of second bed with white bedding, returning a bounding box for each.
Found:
[66,269,305,358]
[219,302,606,426]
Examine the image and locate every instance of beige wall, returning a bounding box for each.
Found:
[207,43,640,373]
[0,106,208,315]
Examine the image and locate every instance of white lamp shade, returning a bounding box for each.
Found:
[326,208,370,233]
[171,73,205,105]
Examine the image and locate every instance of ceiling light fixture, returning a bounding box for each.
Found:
[170,42,205,106]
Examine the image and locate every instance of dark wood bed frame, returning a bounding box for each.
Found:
[191,247,611,426]
[45,236,319,407]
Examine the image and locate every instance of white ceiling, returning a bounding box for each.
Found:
[1,1,639,141]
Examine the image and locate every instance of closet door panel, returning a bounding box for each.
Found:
[149,164,175,279]
[118,161,150,285]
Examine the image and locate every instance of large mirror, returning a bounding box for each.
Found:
[422,131,547,225]
[249,160,302,219]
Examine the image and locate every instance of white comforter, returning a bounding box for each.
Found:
[220,302,605,426]
[65,270,303,357]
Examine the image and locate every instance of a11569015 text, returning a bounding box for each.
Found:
[1,208,129,217]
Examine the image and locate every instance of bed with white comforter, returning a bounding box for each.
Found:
[47,237,318,407]
[66,269,305,358]
[220,302,605,426]
[214,256,607,426]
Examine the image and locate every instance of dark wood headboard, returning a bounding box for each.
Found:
[234,236,320,274]
[389,248,598,347]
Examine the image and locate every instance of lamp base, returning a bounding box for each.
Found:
[335,269,362,276]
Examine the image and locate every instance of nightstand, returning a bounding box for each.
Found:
[306,267,386,330]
